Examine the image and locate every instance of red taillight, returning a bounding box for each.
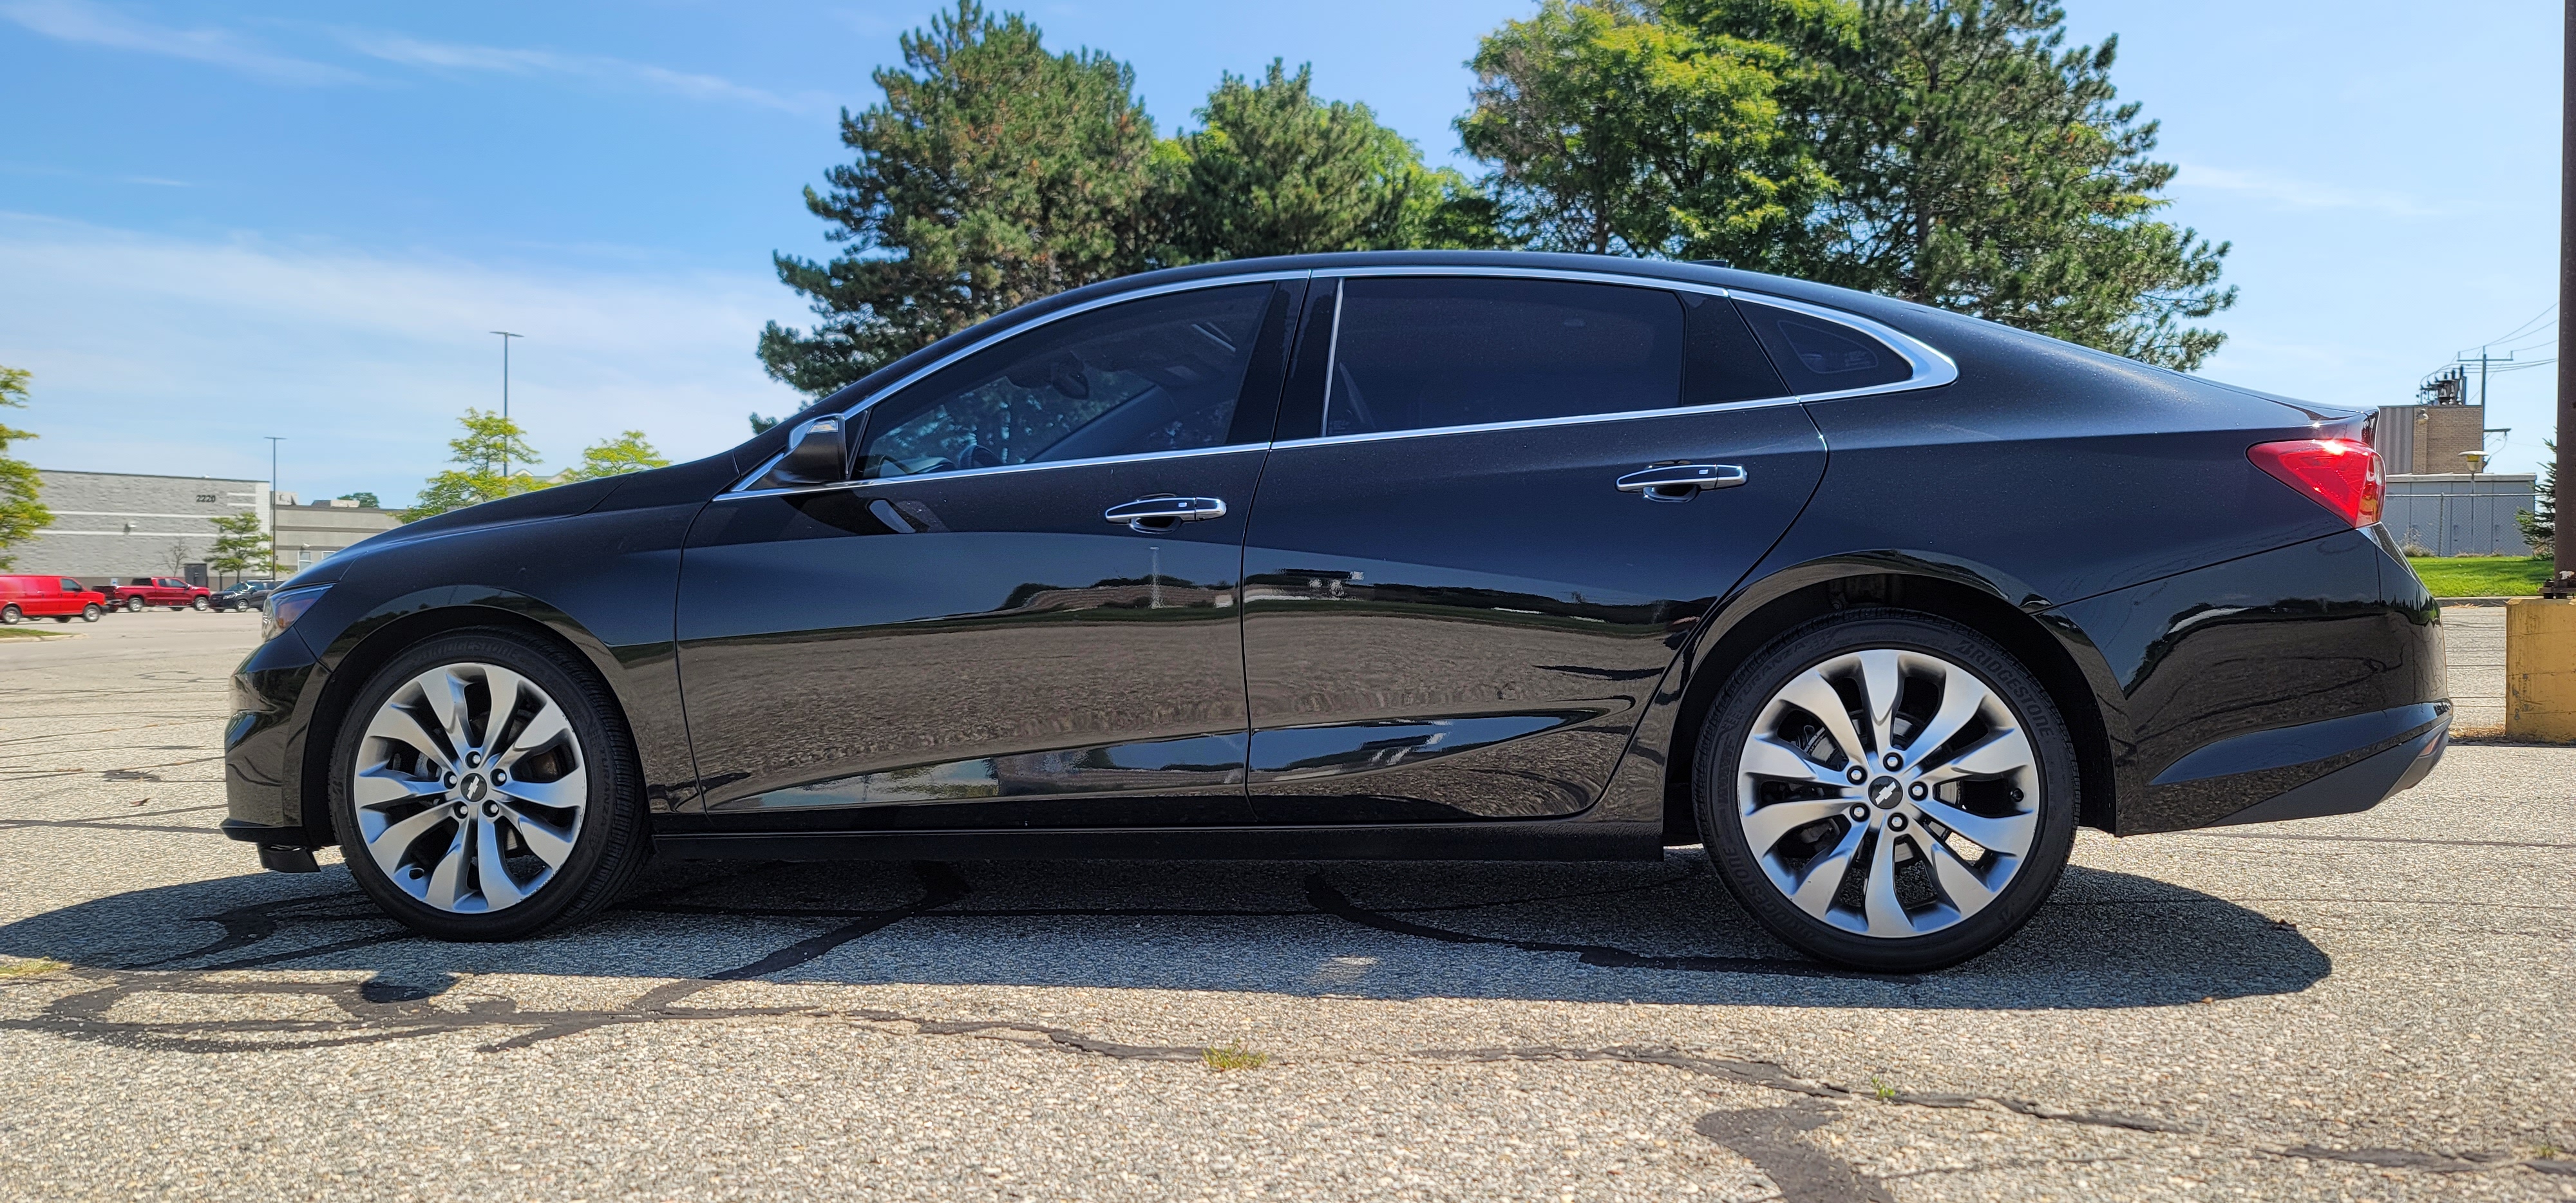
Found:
[2248,438,2383,528]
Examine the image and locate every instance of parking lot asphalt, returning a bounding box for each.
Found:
[0,609,2568,1202]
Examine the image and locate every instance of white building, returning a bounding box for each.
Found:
[6,469,401,585]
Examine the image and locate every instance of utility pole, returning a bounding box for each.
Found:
[491,330,522,479]
[264,435,285,578]
[2458,348,2515,407]
[2558,0,2575,595]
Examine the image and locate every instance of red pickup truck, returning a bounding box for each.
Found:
[101,576,213,612]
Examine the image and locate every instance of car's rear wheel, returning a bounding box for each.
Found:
[1694,609,2078,972]
[329,629,649,940]
[80,604,100,622]
[124,596,143,612]
[0,605,20,624]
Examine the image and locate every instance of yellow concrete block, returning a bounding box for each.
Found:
[2505,598,2576,743]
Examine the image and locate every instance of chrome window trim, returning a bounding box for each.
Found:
[723,263,1960,496]
[727,269,1316,495]
[716,443,1271,504]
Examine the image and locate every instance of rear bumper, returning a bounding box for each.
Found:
[2175,702,2449,828]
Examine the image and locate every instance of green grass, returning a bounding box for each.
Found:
[0,956,67,978]
[0,627,73,639]
[2405,555,2557,598]
[1202,1041,1271,1072]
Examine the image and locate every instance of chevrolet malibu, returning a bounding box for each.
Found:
[223,251,2446,971]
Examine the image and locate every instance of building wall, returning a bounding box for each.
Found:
[6,469,269,585]
[2374,404,2489,475]
[2383,473,2539,557]
[273,500,402,570]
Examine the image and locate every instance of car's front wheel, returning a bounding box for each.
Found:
[80,604,100,622]
[1695,609,2078,973]
[329,629,650,940]
[191,596,209,611]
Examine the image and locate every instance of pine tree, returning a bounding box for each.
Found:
[0,364,52,571]
[759,2,1173,397]
[205,510,273,583]
[1459,0,1825,261]
[2519,439,2556,559]
[1678,0,2235,368]
[404,409,544,521]
[569,431,671,480]
[1173,61,1501,259]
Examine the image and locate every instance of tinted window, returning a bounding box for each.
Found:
[856,285,1271,480]
[1733,299,1914,393]
[1323,278,1685,437]
[58,579,78,592]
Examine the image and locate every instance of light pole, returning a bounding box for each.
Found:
[264,435,285,578]
[2557,0,2575,594]
[491,330,522,478]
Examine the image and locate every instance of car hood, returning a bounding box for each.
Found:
[274,476,625,589]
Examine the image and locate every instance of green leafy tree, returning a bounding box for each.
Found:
[1173,60,1502,259]
[2519,439,2556,558]
[569,431,671,480]
[1677,0,2236,367]
[759,1,1173,397]
[1459,0,1825,261]
[404,408,544,521]
[748,413,781,435]
[0,365,52,571]
[205,509,272,582]
[336,491,380,509]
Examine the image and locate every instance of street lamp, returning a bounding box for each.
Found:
[491,331,522,478]
[264,435,285,578]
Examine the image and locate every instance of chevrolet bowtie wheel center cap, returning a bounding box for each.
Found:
[1868,775,1904,810]
[459,774,489,803]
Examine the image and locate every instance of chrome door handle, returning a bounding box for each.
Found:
[1104,496,1227,531]
[1615,464,1747,502]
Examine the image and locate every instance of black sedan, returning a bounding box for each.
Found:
[223,251,2447,971]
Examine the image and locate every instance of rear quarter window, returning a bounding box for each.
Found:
[1733,299,1916,395]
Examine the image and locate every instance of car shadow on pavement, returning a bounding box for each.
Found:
[0,851,2326,1017]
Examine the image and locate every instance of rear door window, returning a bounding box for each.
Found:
[1321,278,1685,437]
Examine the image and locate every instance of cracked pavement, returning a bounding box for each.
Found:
[0,610,2569,1201]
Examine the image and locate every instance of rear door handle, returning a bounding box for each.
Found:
[1615,464,1747,502]
[1104,496,1227,531]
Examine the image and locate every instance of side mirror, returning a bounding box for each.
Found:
[761,416,849,489]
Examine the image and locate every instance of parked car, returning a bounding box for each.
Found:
[210,580,279,612]
[220,251,2445,971]
[0,575,106,624]
[102,576,212,612]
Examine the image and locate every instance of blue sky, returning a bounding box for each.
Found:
[0,0,2561,505]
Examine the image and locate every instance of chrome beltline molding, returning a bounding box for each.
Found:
[720,265,1959,502]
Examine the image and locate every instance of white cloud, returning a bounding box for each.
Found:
[0,0,362,85]
[2174,163,2445,218]
[337,30,826,114]
[0,213,806,506]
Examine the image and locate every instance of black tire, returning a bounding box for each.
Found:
[192,596,209,611]
[1694,609,2078,972]
[80,604,100,622]
[124,596,143,612]
[53,615,72,623]
[328,628,651,940]
[0,605,19,624]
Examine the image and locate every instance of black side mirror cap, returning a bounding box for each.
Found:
[757,415,851,489]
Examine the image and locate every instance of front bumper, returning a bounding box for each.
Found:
[222,627,330,855]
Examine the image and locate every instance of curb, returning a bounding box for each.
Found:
[2434,596,2526,607]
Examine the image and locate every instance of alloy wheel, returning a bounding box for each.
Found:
[1734,649,2040,940]
[351,661,588,914]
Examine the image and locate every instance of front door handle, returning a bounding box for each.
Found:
[1104,496,1228,531]
[1615,463,1748,502]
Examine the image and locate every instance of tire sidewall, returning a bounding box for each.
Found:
[1695,609,2080,972]
[329,629,636,941]
[0,605,18,624]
